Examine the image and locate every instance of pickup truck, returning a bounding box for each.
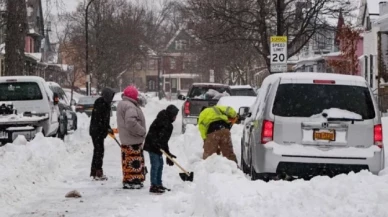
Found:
[177,83,231,133]
[0,76,63,145]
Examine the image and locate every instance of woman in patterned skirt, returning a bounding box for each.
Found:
[116,86,147,189]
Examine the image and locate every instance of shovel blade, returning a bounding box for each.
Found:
[179,172,194,182]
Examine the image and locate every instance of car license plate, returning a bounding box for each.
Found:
[0,131,8,139]
[313,130,335,141]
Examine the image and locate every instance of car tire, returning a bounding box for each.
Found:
[57,113,68,140]
[182,124,186,134]
[241,140,249,174]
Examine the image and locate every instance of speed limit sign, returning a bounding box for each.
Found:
[270,36,287,73]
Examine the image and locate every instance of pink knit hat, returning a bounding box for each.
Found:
[123,86,138,101]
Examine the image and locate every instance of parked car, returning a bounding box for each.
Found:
[217,96,256,124]
[0,76,63,144]
[75,96,99,116]
[239,73,384,181]
[230,85,257,96]
[47,82,78,135]
[178,83,231,133]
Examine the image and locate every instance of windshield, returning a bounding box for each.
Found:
[49,85,68,103]
[0,82,43,101]
[230,89,257,96]
[78,97,98,104]
[272,83,375,119]
[188,86,231,99]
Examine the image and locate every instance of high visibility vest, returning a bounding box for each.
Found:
[198,105,237,139]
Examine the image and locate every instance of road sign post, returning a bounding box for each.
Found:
[270,36,288,73]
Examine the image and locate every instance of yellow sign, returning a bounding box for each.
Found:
[270,36,287,43]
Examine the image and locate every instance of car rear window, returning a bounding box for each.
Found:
[188,86,231,99]
[230,89,257,96]
[272,83,375,119]
[78,97,98,104]
[0,82,43,101]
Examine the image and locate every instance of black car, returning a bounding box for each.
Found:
[76,96,99,116]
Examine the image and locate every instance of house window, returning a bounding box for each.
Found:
[148,59,156,70]
[135,62,142,70]
[370,55,374,88]
[170,57,176,70]
[175,40,187,50]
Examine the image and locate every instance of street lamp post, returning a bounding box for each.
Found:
[85,0,96,96]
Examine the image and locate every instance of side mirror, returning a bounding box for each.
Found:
[177,95,186,100]
[53,93,59,105]
[238,107,251,120]
[70,99,76,106]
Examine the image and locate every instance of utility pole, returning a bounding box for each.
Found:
[85,0,96,96]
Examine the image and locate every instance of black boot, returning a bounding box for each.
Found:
[150,185,165,194]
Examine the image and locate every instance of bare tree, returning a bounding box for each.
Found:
[185,0,357,72]
[5,0,27,75]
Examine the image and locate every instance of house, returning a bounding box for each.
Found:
[292,1,363,74]
[0,0,62,77]
[161,26,201,96]
[362,0,386,91]
[122,45,159,92]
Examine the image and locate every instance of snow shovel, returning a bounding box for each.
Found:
[160,149,194,182]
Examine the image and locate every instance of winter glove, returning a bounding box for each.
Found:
[166,152,176,166]
[166,158,174,166]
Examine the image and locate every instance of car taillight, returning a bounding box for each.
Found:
[374,124,383,148]
[184,102,190,115]
[261,120,274,144]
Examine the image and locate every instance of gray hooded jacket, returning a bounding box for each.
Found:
[116,96,146,145]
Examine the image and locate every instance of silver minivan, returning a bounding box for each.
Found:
[240,73,385,181]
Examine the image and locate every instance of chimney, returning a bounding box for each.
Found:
[380,1,388,15]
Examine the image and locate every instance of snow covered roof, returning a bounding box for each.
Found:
[0,76,46,83]
[192,82,228,86]
[230,85,253,89]
[162,73,199,79]
[25,53,42,61]
[217,96,256,111]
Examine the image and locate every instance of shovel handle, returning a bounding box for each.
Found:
[160,149,190,176]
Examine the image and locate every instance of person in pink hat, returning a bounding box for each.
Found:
[116,86,147,189]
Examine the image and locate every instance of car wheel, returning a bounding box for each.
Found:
[241,140,249,174]
[182,124,186,134]
[57,113,68,140]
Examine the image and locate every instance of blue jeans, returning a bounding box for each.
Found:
[149,152,163,186]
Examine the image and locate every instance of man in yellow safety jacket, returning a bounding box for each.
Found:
[198,105,238,163]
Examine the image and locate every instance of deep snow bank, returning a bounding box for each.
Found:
[162,118,388,217]
[0,113,91,216]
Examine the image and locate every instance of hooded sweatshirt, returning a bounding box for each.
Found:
[89,88,115,138]
[143,105,179,155]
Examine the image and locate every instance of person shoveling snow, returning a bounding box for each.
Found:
[89,87,115,181]
[198,105,238,164]
[143,105,180,194]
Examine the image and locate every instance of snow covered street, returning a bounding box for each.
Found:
[2,98,388,217]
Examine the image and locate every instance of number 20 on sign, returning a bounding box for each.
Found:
[270,36,287,65]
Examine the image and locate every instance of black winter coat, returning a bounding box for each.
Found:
[89,88,115,138]
[143,105,179,155]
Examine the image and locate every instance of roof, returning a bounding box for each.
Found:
[192,83,229,86]
[161,73,199,79]
[230,85,253,89]
[0,76,46,83]
[46,81,61,87]
[270,72,366,83]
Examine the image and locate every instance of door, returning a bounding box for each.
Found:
[171,78,177,93]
